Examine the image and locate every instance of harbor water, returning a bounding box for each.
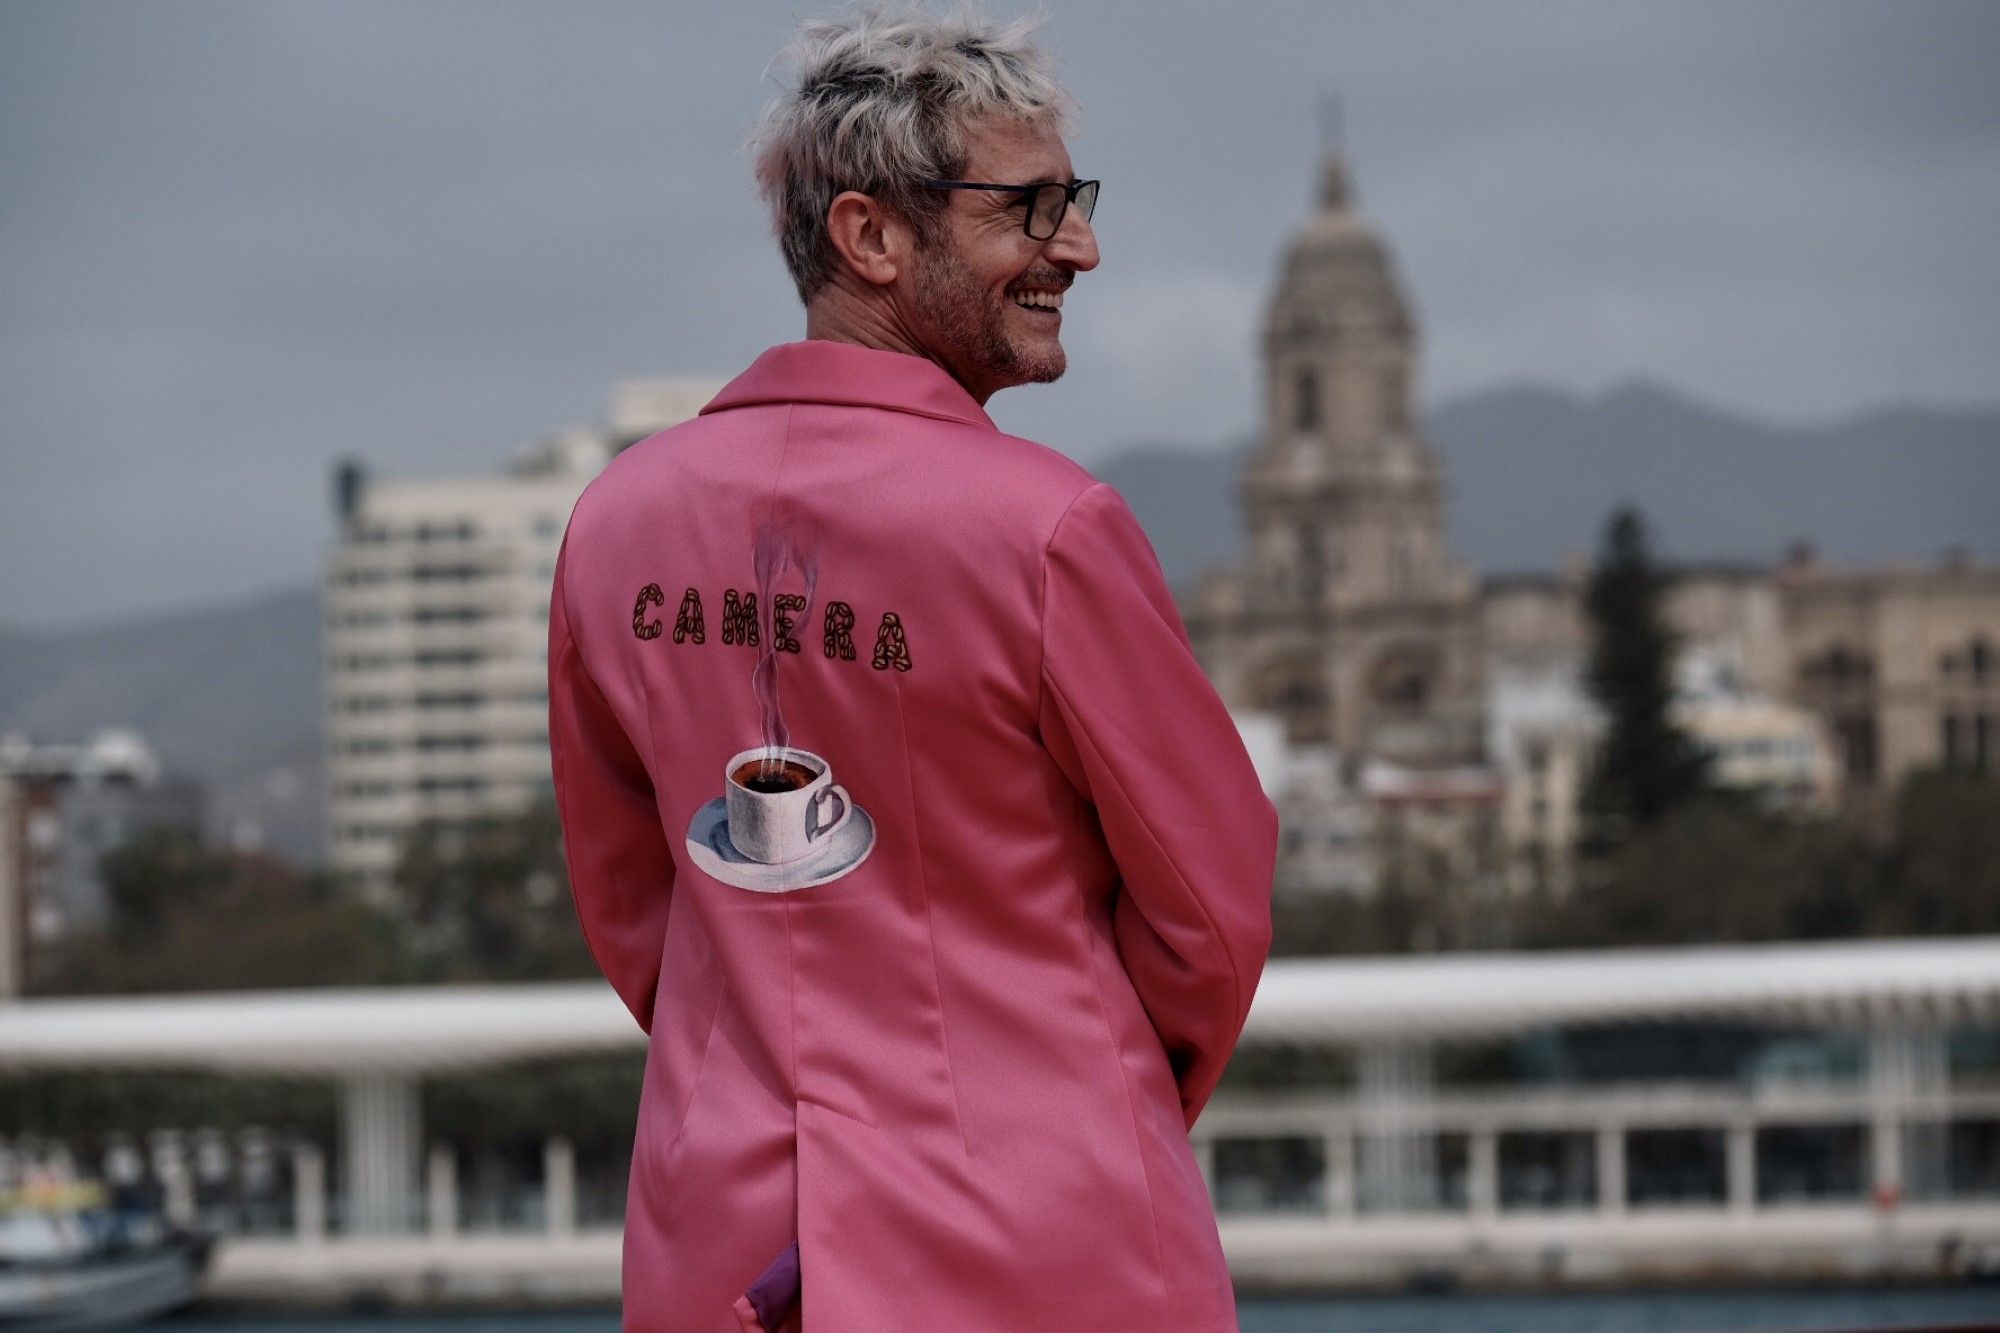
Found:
[162,1286,2000,1332]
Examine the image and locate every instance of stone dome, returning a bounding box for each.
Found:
[1267,149,1413,342]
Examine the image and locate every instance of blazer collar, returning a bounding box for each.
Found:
[702,340,997,431]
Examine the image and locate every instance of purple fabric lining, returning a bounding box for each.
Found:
[745,1239,800,1331]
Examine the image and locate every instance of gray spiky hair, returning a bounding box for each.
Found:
[751,3,1076,304]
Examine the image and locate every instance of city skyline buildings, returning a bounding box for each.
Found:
[3,2,1996,629]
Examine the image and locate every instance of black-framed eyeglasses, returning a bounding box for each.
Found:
[919,178,1100,241]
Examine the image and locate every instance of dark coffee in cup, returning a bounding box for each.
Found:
[723,744,851,866]
[732,758,818,794]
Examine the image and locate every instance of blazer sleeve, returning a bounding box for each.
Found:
[548,536,675,1034]
[1038,483,1278,1128]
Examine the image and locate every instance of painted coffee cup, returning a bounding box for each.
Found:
[724,746,851,865]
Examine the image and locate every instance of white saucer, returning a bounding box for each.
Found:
[685,796,876,893]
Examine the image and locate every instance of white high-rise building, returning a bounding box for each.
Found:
[323,379,720,884]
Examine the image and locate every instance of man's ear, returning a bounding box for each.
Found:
[824,190,907,287]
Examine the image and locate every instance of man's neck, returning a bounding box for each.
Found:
[804,283,989,404]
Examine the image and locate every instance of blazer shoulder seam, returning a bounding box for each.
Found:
[1037,481,1106,721]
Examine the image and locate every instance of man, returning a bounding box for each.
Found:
[549,8,1276,1330]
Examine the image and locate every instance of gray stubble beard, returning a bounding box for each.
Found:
[912,241,1066,389]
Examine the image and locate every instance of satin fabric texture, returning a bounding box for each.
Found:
[549,340,1278,1331]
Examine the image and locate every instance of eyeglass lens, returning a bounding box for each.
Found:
[1027,181,1098,240]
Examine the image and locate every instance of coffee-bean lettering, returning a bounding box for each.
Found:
[872,611,913,673]
[633,584,665,641]
[722,589,760,647]
[823,601,856,661]
[628,585,913,674]
[773,594,806,654]
[673,588,705,645]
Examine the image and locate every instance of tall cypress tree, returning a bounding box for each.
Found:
[1578,506,1709,859]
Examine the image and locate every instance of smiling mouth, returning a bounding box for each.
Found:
[1009,288,1064,314]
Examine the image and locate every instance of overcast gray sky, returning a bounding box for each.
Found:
[3,1,1996,628]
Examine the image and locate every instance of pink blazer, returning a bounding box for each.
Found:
[549,340,1277,1332]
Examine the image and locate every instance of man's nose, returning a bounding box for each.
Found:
[1045,205,1099,272]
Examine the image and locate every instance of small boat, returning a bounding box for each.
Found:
[0,1175,211,1331]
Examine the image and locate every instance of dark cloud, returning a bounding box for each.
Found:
[2,0,1995,626]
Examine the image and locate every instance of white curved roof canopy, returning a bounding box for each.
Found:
[0,982,641,1076]
[2,938,1997,1076]
[1248,936,2000,1043]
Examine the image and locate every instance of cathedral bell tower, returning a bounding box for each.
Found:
[1187,137,1483,764]
[1250,144,1445,616]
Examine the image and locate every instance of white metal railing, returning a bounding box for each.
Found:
[1192,1079,2000,1220]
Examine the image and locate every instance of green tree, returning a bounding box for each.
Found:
[0,1068,334,1139]
[1270,886,1421,957]
[425,1053,643,1152]
[34,834,404,995]
[1875,770,2000,935]
[1528,797,1870,948]
[394,795,598,983]
[100,827,228,947]
[1577,506,1710,860]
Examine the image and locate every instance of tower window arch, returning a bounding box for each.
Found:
[1251,654,1330,745]
[1367,643,1440,714]
[1294,366,1319,432]
[1801,643,1874,689]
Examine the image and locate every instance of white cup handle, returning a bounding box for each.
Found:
[807,784,850,843]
